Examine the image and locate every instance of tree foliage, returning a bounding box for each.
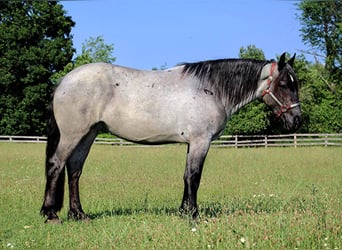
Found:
[239,45,266,61]
[298,0,342,76]
[0,1,75,135]
[297,0,342,133]
[299,62,342,133]
[80,36,116,64]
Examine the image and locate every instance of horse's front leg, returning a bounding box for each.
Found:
[180,139,210,218]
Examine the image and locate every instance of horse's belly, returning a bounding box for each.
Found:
[105,116,187,144]
[102,102,186,143]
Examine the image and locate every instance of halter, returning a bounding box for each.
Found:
[262,62,300,117]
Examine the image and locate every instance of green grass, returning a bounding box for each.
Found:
[0,143,341,249]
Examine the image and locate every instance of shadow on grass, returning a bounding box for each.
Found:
[87,206,180,220]
[86,194,324,220]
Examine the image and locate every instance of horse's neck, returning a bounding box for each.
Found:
[224,62,273,118]
[225,91,258,118]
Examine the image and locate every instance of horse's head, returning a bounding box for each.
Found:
[260,53,302,131]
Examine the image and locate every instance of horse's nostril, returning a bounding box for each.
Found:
[294,115,302,130]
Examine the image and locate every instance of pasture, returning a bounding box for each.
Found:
[0,143,341,249]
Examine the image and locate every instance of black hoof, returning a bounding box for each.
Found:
[179,206,199,219]
[44,218,62,224]
[41,208,61,224]
[68,209,89,221]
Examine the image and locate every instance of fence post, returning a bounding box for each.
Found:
[294,134,297,148]
[264,135,268,148]
[235,135,238,149]
[325,134,328,147]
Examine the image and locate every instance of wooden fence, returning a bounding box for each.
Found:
[0,134,341,148]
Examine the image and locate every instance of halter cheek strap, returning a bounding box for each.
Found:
[262,62,300,117]
[262,62,276,94]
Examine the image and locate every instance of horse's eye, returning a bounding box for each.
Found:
[279,81,287,87]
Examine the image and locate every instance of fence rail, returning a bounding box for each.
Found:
[1,134,341,148]
[211,134,342,148]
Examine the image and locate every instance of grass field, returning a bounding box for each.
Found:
[0,143,341,249]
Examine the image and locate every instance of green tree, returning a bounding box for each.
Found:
[239,45,266,60]
[299,62,342,133]
[298,0,342,76]
[0,1,75,135]
[297,0,342,133]
[80,36,116,64]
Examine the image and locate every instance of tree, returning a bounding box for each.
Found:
[80,36,116,64]
[298,61,342,133]
[298,0,342,76]
[0,1,75,135]
[297,0,342,133]
[239,45,266,61]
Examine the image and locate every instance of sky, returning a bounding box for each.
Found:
[61,0,311,70]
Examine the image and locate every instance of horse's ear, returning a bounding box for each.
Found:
[278,52,286,70]
[287,53,296,67]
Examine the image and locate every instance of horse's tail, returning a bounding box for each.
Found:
[45,101,60,165]
[41,100,65,215]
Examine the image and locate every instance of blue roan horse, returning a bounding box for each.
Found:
[41,53,302,223]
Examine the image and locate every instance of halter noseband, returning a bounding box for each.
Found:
[262,62,300,117]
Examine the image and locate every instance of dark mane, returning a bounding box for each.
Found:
[181,59,271,107]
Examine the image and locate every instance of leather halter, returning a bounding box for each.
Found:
[262,63,300,117]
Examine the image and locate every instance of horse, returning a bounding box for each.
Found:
[41,52,302,223]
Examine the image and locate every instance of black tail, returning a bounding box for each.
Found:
[45,102,60,164]
[41,102,65,215]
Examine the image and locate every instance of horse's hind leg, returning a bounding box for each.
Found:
[66,122,103,220]
[41,137,79,223]
[41,154,66,223]
[41,106,75,223]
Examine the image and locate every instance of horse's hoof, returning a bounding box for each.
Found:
[68,210,90,221]
[44,218,62,224]
[179,207,199,219]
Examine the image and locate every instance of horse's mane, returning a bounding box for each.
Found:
[181,59,271,107]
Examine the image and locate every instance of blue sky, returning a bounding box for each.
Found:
[62,0,310,70]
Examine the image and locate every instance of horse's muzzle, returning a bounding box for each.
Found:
[282,114,302,131]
